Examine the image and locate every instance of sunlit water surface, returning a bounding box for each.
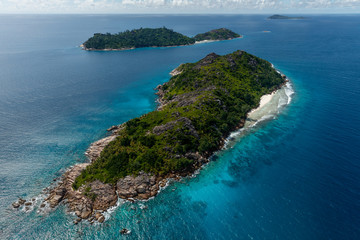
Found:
[0,14,359,239]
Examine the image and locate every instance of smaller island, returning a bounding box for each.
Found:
[194,28,240,42]
[82,27,241,51]
[268,14,305,20]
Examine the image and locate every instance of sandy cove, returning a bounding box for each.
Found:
[248,91,277,115]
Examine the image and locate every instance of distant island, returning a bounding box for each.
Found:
[81,27,241,51]
[194,28,241,42]
[268,14,305,20]
[26,50,287,224]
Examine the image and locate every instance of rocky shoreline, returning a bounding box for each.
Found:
[42,124,173,224]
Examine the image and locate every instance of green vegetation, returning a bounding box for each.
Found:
[82,27,240,50]
[83,27,195,50]
[73,50,285,189]
[194,28,240,41]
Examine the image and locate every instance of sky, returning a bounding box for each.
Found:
[0,0,359,14]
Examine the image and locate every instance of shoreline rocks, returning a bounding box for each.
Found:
[170,65,183,76]
[117,172,159,200]
[120,228,131,235]
[12,198,26,209]
[85,135,117,162]
[41,121,170,222]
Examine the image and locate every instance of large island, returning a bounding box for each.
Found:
[82,27,241,50]
[18,50,286,224]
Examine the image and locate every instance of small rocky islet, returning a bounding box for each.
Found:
[13,50,287,224]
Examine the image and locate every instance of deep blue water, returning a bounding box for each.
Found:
[0,14,359,239]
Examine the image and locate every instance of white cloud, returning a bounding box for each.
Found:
[0,0,360,13]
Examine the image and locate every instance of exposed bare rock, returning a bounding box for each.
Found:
[73,218,81,224]
[120,228,131,235]
[18,198,26,205]
[170,64,184,76]
[107,124,125,134]
[117,172,159,200]
[67,191,93,219]
[80,208,92,219]
[95,212,105,223]
[89,180,117,211]
[45,163,89,210]
[185,152,208,166]
[176,117,199,138]
[85,135,117,162]
[43,161,120,222]
[153,117,198,138]
[12,197,26,209]
[12,202,20,208]
[107,125,119,132]
[248,57,258,68]
[155,84,166,110]
[43,129,122,222]
[156,84,217,111]
[152,121,177,135]
[193,53,219,70]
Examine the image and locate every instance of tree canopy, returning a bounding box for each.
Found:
[73,50,285,188]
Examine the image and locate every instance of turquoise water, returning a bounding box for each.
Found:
[0,15,359,239]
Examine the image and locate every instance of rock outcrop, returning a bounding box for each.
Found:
[85,135,117,162]
[170,65,183,76]
[120,228,131,235]
[116,172,160,200]
[89,180,118,211]
[44,162,119,222]
[44,131,122,223]
[152,117,198,138]
[12,198,26,209]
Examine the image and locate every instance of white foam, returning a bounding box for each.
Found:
[102,198,126,221]
[139,203,148,210]
[224,79,294,149]
[284,81,295,104]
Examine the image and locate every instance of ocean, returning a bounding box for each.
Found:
[0,14,359,239]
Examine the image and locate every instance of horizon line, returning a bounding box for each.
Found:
[0,12,359,15]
